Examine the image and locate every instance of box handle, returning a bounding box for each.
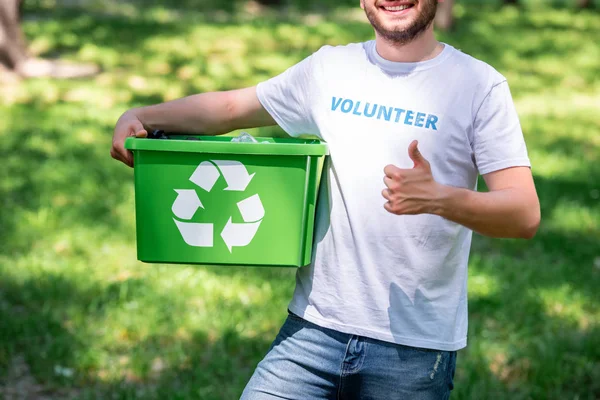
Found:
[148,129,169,139]
[148,130,202,141]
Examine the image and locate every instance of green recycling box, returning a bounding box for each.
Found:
[125,135,329,267]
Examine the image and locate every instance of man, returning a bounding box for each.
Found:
[112,0,540,398]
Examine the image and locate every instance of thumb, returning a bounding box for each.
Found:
[408,140,426,168]
[135,129,148,138]
[130,120,147,138]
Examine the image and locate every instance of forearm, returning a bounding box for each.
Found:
[128,91,238,135]
[434,184,540,239]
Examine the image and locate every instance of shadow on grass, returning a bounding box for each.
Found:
[0,268,274,399]
[462,296,600,399]
[0,270,150,385]
[0,103,136,254]
[94,329,271,400]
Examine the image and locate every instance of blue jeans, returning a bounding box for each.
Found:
[241,311,457,400]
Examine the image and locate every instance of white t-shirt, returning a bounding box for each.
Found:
[256,41,530,351]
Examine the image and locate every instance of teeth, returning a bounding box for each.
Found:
[384,5,411,11]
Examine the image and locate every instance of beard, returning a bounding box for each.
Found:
[364,1,438,45]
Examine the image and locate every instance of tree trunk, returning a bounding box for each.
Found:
[254,0,284,5]
[0,0,28,71]
[576,0,592,8]
[435,0,455,31]
[504,0,519,4]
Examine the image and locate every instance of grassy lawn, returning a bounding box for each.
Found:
[1,1,599,399]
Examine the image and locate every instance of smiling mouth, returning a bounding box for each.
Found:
[380,2,416,12]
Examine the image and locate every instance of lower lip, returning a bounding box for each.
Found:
[380,6,414,15]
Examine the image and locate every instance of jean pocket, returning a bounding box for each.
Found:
[395,346,453,382]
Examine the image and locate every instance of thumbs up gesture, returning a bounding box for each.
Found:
[382,140,442,215]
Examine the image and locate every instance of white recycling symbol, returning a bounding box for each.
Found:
[171,160,265,252]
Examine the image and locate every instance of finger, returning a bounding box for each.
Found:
[114,144,130,164]
[383,202,395,214]
[111,148,127,166]
[124,150,135,168]
[383,176,395,189]
[110,146,123,162]
[129,120,146,137]
[408,140,425,167]
[121,155,133,168]
[112,141,133,167]
[384,164,401,178]
[382,188,392,201]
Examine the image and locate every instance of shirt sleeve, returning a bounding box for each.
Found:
[472,81,531,175]
[256,52,320,138]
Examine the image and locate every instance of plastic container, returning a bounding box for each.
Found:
[125,135,329,267]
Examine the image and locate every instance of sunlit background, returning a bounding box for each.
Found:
[0,0,598,398]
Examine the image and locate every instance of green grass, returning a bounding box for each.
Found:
[1,2,599,399]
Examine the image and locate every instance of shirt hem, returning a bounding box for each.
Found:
[288,303,467,352]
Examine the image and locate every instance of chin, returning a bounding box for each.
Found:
[364,0,437,43]
[373,15,418,36]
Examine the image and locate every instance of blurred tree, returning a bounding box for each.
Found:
[435,0,455,31]
[255,0,284,5]
[0,0,99,83]
[0,0,28,76]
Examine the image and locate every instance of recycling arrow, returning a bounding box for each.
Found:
[221,218,262,253]
[171,159,265,253]
[219,194,265,252]
[236,194,265,222]
[173,219,213,247]
[212,160,255,191]
[172,190,203,220]
[189,161,220,192]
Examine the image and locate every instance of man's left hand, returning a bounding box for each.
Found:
[382,140,443,216]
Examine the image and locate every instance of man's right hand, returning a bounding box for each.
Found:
[111,110,148,168]
[110,87,276,168]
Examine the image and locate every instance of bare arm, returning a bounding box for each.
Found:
[132,86,275,134]
[111,86,276,166]
[383,141,541,239]
[434,166,541,239]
